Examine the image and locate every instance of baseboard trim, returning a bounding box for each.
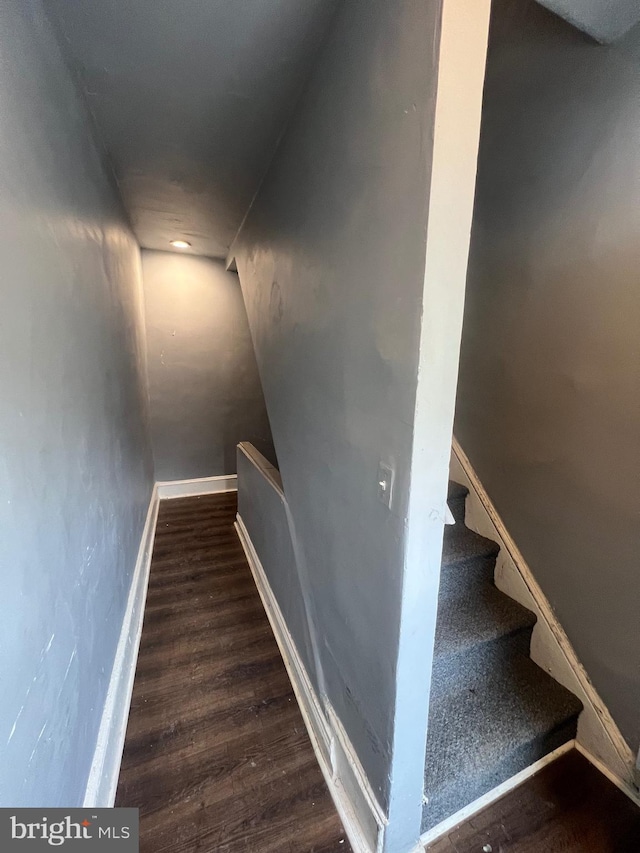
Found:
[419,740,575,849]
[83,484,160,807]
[451,438,636,787]
[234,514,385,853]
[157,474,237,499]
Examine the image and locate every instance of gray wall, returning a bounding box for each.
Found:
[535,0,640,43]
[456,0,640,753]
[141,251,275,481]
[236,444,318,692]
[0,2,153,805]
[234,0,442,819]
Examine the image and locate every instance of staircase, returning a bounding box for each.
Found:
[421,481,583,832]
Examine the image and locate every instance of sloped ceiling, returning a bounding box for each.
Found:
[535,0,640,43]
[46,0,638,262]
[47,0,338,259]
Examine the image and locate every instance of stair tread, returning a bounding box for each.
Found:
[424,496,582,832]
[425,651,582,797]
[422,720,577,832]
[441,522,499,567]
[434,581,536,659]
[447,480,468,501]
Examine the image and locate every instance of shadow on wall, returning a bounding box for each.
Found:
[0,2,154,807]
[141,250,276,482]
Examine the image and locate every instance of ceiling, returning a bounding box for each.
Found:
[47,0,637,262]
[47,0,339,259]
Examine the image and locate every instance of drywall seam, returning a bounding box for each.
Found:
[235,514,385,853]
[83,485,160,807]
[417,740,576,850]
[156,474,238,499]
[451,438,635,785]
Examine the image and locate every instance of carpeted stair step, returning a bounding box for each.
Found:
[433,580,537,672]
[422,480,583,833]
[447,481,468,523]
[439,523,500,599]
[422,650,582,832]
[441,522,499,568]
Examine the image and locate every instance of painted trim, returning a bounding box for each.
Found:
[83,485,160,807]
[157,474,237,499]
[326,704,388,832]
[418,740,575,849]
[237,442,283,496]
[234,514,385,853]
[451,438,636,786]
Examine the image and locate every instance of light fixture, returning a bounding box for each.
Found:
[170,239,191,249]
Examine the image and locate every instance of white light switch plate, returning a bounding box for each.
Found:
[377,462,394,509]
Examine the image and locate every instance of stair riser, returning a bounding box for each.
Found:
[432,627,534,685]
[422,717,579,832]
[438,555,496,600]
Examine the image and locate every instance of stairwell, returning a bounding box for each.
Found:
[422,481,583,832]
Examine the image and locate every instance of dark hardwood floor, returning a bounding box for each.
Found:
[115,491,640,853]
[425,749,640,853]
[116,491,351,853]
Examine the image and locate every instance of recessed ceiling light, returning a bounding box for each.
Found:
[170,240,191,249]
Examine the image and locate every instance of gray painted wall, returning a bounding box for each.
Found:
[535,0,640,43]
[141,251,275,481]
[234,0,442,822]
[456,0,640,753]
[0,1,153,806]
[236,444,318,690]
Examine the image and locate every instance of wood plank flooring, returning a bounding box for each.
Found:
[116,491,351,853]
[425,749,640,853]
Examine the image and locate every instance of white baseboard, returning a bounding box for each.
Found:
[234,514,386,853]
[157,474,237,499]
[450,438,636,787]
[418,740,575,849]
[83,485,160,807]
